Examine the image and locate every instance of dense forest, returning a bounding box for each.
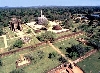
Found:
[0,6,100,23]
[0,6,100,35]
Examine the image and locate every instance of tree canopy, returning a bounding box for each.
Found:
[13,39,24,48]
[37,31,56,42]
[0,25,4,36]
[0,59,3,66]
[0,6,100,27]
[66,44,91,58]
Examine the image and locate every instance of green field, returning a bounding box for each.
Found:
[77,52,100,73]
[23,36,40,47]
[53,38,79,54]
[0,25,90,73]
[24,45,61,73]
[0,44,61,73]
[0,37,5,48]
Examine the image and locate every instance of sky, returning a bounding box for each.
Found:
[0,0,100,7]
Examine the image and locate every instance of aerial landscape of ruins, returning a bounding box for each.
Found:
[0,0,100,73]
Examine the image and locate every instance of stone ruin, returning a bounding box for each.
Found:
[16,54,31,68]
[20,36,31,43]
[76,38,88,45]
[9,17,22,31]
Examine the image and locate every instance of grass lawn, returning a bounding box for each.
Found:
[4,27,16,39]
[77,52,100,73]
[53,38,79,55]
[0,37,5,48]
[0,49,32,73]
[24,45,61,73]
[0,44,61,73]
[21,24,30,33]
[23,36,40,47]
[7,38,18,47]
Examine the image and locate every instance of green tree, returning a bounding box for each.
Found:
[0,29,3,36]
[26,29,31,34]
[37,31,56,42]
[13,39,23,48]
[3,23,8,27]
[48,52,57,59]
[0,59,3,66]
[66,44,87,58]
[89,39,100,50]
[68,52,78,59]
[71,44,85,57]
[58,56,67,63]
[62,18,73,29]
[0,24,4,36]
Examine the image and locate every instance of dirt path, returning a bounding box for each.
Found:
[48,42,73,63]
[49,42,97,64]
[24,24,36,35]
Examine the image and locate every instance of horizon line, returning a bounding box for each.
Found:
[1,5,100,8]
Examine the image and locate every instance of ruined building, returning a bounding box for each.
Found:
[38,10,48,25]
[9,18,22,31]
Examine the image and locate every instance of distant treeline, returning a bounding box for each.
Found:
[0,6,100,26]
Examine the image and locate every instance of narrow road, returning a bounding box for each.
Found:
[48,42,73,63]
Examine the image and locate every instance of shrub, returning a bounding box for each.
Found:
[58,56,67,63]
[14,34,17,37]
[13,39,24,48]
[0,59,3,66]
[37,31,56,42]
[26,29,31,34]
[48,52,57,59]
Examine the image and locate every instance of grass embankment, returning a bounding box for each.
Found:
[77,52,100,73]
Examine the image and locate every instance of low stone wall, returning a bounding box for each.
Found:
[73,49,97,63]
[55,31,83,42]
[0,41,46,57]
[47,49,97,73]
[0,31,83,58]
